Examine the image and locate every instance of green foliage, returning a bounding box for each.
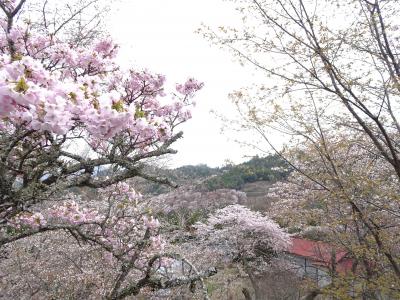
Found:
[205,281,219,295]
[203,155,290,191]
[14,77,29,93]
[175,164,218,179]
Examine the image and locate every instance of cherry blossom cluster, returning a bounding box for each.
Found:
[150,186,247,213]
[8,211,47,230]
[267,179,325,229]
[4,184,164,263]
[104,181,142,203]
[195,205,290,267]
[0,18,203,148]
[176,78,204,97]
[47,201,103,225]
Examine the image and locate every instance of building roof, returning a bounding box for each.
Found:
[288,237,353,273]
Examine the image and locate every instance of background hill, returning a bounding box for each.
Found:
[92,155,290,213]
[133,154,290,196]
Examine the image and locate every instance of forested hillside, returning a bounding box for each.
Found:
[133,155,290,195]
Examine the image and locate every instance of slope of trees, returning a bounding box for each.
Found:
[129,155,289,195]
[202,155,290,191]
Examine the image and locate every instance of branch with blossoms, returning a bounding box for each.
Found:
[109,253,217,300]
[0,0,203,220]
[0,182,216,298]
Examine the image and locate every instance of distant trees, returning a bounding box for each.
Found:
[152,187,247,227]
[203,155,290,191]
[131,155,289,195]
[204,0,400,297]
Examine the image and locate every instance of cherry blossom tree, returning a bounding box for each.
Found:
[0,0,202,234]
[0,0,212,298]
[195,204,291,299]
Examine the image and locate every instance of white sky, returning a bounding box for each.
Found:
[107,0,272,167]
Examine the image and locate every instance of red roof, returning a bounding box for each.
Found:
[288,238,353,273]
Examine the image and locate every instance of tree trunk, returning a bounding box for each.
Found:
[242,288,252,300]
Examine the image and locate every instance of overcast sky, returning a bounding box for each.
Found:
[107,0,270,167]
